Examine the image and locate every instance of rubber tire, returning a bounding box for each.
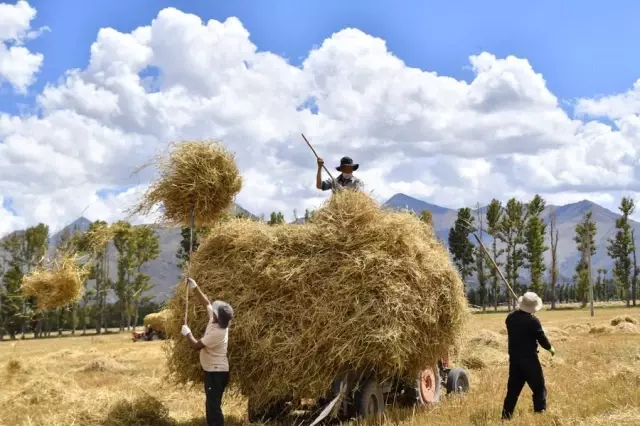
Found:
[446,367,470,394]
[247,399,289,424]
[408,364,442,405]
[151,333,159,341]
[352,376,385,419]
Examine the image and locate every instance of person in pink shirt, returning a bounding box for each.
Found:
[181,278,234,426]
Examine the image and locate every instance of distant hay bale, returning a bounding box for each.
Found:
[132,140,242,226]
[563,323,592,334]
[164,190,468,407]
[544,326,569,342]
[81,358,127,373]
[102,395,174,426]
[21,254,89,310]
[143,309,171,332]
[590,325,614,334]
[615,322,640,334]
[610,315,638,326]
[468,330,504,349]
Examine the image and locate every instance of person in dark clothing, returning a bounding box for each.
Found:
[501,292,556,420]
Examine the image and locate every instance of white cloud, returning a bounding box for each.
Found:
[1,4,640,237]
[0,0,44,92]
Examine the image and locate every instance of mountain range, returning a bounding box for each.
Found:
[2,195,638,301]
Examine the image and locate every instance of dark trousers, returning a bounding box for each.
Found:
[501,355,546,420]
[204,371,230,426]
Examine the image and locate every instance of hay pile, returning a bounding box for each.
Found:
[460,329,507,370]
[143,309,171,332]
[132,140,242,226]
[164,191,468,406]
[21,255,89,310]
[611,315,638,326]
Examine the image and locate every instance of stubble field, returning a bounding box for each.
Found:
[1,306,639,426]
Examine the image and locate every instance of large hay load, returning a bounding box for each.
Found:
[143,310,171,333]
[164,190,469,420]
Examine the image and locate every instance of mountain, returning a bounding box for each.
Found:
[4,196,639,300]
[385,193,640,281]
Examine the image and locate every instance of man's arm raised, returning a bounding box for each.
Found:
[187,278,210,308]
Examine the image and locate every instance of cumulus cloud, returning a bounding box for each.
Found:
[0,0,44,92]
[2,3,640,237]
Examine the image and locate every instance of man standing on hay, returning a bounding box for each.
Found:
[181,278,234,426]
[501,292,556,420]
[316,156,364,191]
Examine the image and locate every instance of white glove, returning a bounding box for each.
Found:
[181,325,191,336]
[187,278,197,289]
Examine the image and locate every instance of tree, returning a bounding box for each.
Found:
[524,195,548,296]
[420,210,433,228]
[113,221,135,331]
[474,204,489,311]
[574,211,596,308]
[485,199,504,311]
[176,225,210,269]
[448,208,476,286]
[269,212,285,225]
[130,226,160,328]
[497,198,527,310]
[607,197,635,307]
[549,208,560,310]
[632,229,638,306]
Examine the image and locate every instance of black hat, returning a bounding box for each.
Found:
[336,156,359,172]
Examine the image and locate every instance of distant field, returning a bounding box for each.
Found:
[1,306,639,425]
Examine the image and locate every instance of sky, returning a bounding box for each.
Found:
[2,0,640,236]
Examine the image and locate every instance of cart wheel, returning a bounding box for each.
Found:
[352,376,385,419]
[446,368,470,394]
[415,364,441,405]
[151,333,159,341]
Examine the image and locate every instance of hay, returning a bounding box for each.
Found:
[132,140,242,226]
[101,395,174,426]
[81,358,127,373]
[164,191,468,407]
[143,309,171,332]
[21,254,89,310]
[563,323,592,334]
[590,325,614,334]
[615,322,640,334]
[610,315,638,326]
[468,330,503,349]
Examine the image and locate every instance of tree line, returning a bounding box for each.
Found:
[0,220,161,340]
[444,195,638,310]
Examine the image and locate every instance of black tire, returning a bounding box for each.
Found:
[151,333,159,341]
[445,367,470,394]
[247,398,290,423]
[352,376,385,419]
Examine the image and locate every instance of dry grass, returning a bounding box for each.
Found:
[131,140,242,227]
[21,254,90,310]
[164,190,468,407]
[143,309,172,332]
[0,307,639,425]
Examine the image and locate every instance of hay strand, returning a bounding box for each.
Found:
[21,254,89,310]
[131,140,242,226]
[164,190,468,407]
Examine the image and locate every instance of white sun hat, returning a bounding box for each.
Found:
[517,291,543,314]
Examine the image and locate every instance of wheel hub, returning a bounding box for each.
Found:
[419,368,437,403]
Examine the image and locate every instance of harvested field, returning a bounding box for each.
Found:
[0,307,639,425]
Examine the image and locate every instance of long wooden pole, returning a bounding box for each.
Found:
[470,232,519,302]
[301,133,339,193]
[184,208,195,325]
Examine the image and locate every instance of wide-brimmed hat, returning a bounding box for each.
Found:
[211,300,234,329]
[336,156,359,172]
[517,292,543,314]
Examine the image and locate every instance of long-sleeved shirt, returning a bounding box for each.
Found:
[505,310,552,357]
[320,174,364,191]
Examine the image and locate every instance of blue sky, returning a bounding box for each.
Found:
[3,0,640,116]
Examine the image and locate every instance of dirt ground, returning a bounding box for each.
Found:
[1,305,639,426]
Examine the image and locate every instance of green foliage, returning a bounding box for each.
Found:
[448,207,476,282]
[496,198,527,303]
[485,199,504,310]
[524,195,548,295]
[269,211,285,225]
[176,225,210,269]
[607,197,635,305]
[420,210,433,227]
